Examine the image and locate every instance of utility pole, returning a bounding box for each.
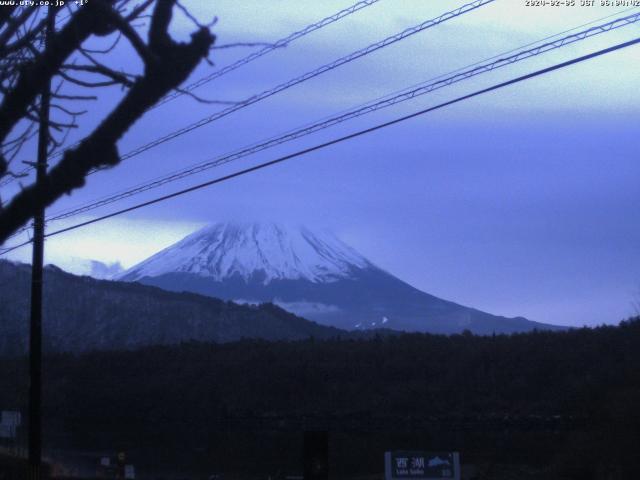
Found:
[29,7,54,480]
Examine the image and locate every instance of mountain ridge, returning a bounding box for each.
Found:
[0,260,349,355]
[119,222,563,334]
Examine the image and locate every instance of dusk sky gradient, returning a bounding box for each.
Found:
[3,0,639,327]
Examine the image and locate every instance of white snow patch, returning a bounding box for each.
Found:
[233,299,261,306]
[53,257,124,280]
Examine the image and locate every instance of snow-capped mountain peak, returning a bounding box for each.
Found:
[116,221,557,334]
[119,222,372,284]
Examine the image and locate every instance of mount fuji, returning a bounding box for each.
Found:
[118,222,561,334]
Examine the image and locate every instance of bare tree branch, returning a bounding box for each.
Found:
[0,0,215,243]
[95,3,157,65]
[81,31,122,54]
[173,86,240,105]
[57,70,122,88]
[51,93,99,101]
[61,63,136,87]
[0,6,37,53]
[175,1,217,29]
[0,6,18,30]
[50,104,88,117]
[0,10,51,57]
[124,0,155,22]
[0,2,113,145]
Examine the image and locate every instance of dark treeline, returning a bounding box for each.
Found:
[1,319,640,478]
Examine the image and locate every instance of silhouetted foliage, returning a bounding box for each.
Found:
[2,318,640,478]
[0,1,215,243]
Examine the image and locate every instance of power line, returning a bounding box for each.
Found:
[155,0,384,108]
[0,0,382,188]
[3,35,638,255]
[112,0,495,164]
[2,0,493,189]
[0,241,31,256]
[349,6,640,118]
[40,10,640,225]
[5,5,638,243]
[44,6,640,224]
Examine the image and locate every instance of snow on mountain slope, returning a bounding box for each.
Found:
[118,222,562,334]
[119,222,373,284]
[60,258,124,279]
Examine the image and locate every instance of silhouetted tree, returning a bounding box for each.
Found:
[0,0,215,243]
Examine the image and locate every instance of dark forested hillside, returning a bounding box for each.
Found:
[1,319,639,478]
[0,260,344,354]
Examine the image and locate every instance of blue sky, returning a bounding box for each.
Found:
[3,0,640,327]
